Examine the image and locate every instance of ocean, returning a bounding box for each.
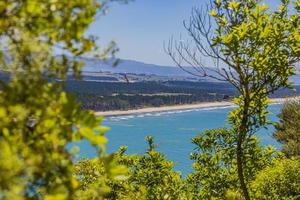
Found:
[77,104,282,175]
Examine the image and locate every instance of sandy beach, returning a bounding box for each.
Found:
[95,97,299,117]
[95,101,233,117]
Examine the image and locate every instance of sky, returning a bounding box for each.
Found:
[88,0,284,66]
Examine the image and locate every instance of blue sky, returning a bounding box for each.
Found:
[88,0,284,66]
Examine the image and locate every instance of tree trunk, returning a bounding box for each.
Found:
[237,92,251,200]
[237,133,250,200]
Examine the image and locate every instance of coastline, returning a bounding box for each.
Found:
[95,97,298,117]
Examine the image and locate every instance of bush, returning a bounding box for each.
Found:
[250,157,300,200]
[74,137,187,200]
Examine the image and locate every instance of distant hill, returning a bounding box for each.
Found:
[82,58,203,77]
[80,57,300,84]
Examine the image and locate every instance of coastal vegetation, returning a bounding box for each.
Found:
[65,80,300,111]
[0,0,299,200]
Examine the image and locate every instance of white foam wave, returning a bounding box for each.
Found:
[104,105,236,121]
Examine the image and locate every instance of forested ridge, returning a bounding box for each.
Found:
[65,80,300,111]
[65,80,234,110]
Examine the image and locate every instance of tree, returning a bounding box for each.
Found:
[274,99,300,157]
[167,0,300,199]
[187,128,276,199]
[0,0,127,199]
[122,136,186,200]
[74,137,187,200]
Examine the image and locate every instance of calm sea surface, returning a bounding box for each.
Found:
[77,104,282,175]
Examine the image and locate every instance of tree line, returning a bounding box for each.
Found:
[66,81,235,111]
[66,80,300,111]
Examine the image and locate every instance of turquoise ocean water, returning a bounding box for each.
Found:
[77,104,282,175]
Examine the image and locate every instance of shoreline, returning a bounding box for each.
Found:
[95,97,298,117]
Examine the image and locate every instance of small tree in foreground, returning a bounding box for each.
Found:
[167,0,300,199]
[187,128,276,199]
[74,137,186,200]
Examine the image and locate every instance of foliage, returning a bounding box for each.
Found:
[74,155,143,200]
[274,99,300,157]
[250,157,300,200]
[0,0,126,199]
[123,136,186,200]
[74,137,187,200]
[167,0,300,198]
[186,128,276,199]
[213,1,300,197]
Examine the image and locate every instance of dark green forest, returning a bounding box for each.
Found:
[65,80,300,111]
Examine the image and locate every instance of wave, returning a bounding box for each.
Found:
[104,105,236,121]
